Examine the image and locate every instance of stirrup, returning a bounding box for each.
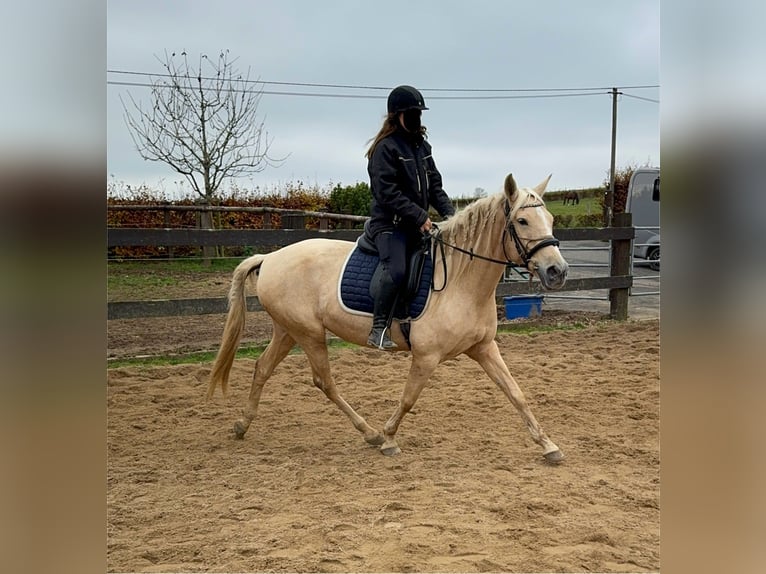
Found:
[367,328,396,350]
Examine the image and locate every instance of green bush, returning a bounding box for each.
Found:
[328,182,371,216]
[577,213,604,228]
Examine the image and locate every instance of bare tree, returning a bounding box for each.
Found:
[120,50,282,259]
[121,49,280,201]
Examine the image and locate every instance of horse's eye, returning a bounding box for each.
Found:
[517,218,528,226]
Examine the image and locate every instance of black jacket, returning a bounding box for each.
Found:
[367,128,455,238]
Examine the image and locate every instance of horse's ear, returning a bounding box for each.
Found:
[533,174,553,196]
[504,173,519,202]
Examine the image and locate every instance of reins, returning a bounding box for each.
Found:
[430,197,560,292]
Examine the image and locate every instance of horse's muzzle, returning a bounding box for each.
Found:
[537,262,568,290]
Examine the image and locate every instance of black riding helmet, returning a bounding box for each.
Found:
[387,85,428,114]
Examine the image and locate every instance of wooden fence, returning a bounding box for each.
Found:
[107,205,634,321]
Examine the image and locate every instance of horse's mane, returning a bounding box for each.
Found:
[439,192,507,246]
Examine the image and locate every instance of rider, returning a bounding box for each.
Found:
[364,85,455,349]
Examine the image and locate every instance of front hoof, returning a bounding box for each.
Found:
[365,433,385,446]
[543,449,564,464]
[233,421,247,440]
[380,444,401,456]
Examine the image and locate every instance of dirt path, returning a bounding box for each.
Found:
[107,320,659,573]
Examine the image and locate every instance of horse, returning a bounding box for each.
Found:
[207,173,569,463]
[563,190,580,205]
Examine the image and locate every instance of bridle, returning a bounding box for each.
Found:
[502,198,561,268]
[430,195,560,291]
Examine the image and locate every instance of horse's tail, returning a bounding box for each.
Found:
[207,254,268,400]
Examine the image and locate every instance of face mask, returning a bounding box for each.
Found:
[402,109,422,133]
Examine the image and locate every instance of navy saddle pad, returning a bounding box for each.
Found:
[338,241,433,321]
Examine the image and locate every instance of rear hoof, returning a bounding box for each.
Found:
[233,421,247,440]
[380,444,401,456]
[365,433,385,446]
[543,449,564,464]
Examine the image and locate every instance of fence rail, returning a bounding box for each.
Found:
[108,227,364,247]
[107,207,635,320]
[106,275,631,321]
[107,204,369,221]
[107,225,633,248]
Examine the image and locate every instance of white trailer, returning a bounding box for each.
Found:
[626,166,660,270]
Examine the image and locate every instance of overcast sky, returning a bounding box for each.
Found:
[107,0,659,197]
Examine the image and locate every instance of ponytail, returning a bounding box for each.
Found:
[365,114,399,159]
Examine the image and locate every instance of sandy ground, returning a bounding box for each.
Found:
[107,319,659,573]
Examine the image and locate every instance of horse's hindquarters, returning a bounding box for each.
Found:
[256,240,369,338]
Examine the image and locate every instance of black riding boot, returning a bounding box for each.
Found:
[367,267,398,350]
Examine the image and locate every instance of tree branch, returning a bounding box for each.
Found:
[120,49,283,203]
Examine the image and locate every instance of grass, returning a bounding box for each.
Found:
[107,258,241,297]
[107,322,589,369]
[107,271,181,292]
[108,257,240,275]
[546,196,600,219]
[108,342,272,369]
[107,339,361,369]
[496,321,587,335]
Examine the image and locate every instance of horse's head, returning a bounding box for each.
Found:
[503,173,568,290]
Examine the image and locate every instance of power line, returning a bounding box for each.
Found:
[106,68,659,94]
[107,80,631,101]
[108,80,383,99]
[621,92,660,104]
[109,69,390,92]
[107,80,607,100]
[426,92,608,100]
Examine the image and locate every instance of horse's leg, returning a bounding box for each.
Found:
[233,323,295,439]
[380,354,439,456]
[465,340,564,463]
[301,338,384,446]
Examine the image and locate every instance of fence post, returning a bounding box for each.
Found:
[162,205,174,259]
[609,212,633,320]
[196,203,216,266]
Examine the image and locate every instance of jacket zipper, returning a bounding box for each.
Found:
[399,151,426,206]
[415,158,421,194]
[398,154,421,193]
[423,154,431,189]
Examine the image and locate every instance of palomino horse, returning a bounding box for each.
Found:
[208,173,569,463]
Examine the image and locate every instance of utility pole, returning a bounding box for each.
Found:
[605,87,620,226]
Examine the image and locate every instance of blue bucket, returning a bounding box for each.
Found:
[503,295,544,319]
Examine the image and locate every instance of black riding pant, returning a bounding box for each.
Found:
[373,229,417,286]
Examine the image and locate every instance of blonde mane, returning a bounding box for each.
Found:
[440,186,547,243]
[439,192,506,247]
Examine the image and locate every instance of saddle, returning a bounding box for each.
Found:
[338,225,433,323]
